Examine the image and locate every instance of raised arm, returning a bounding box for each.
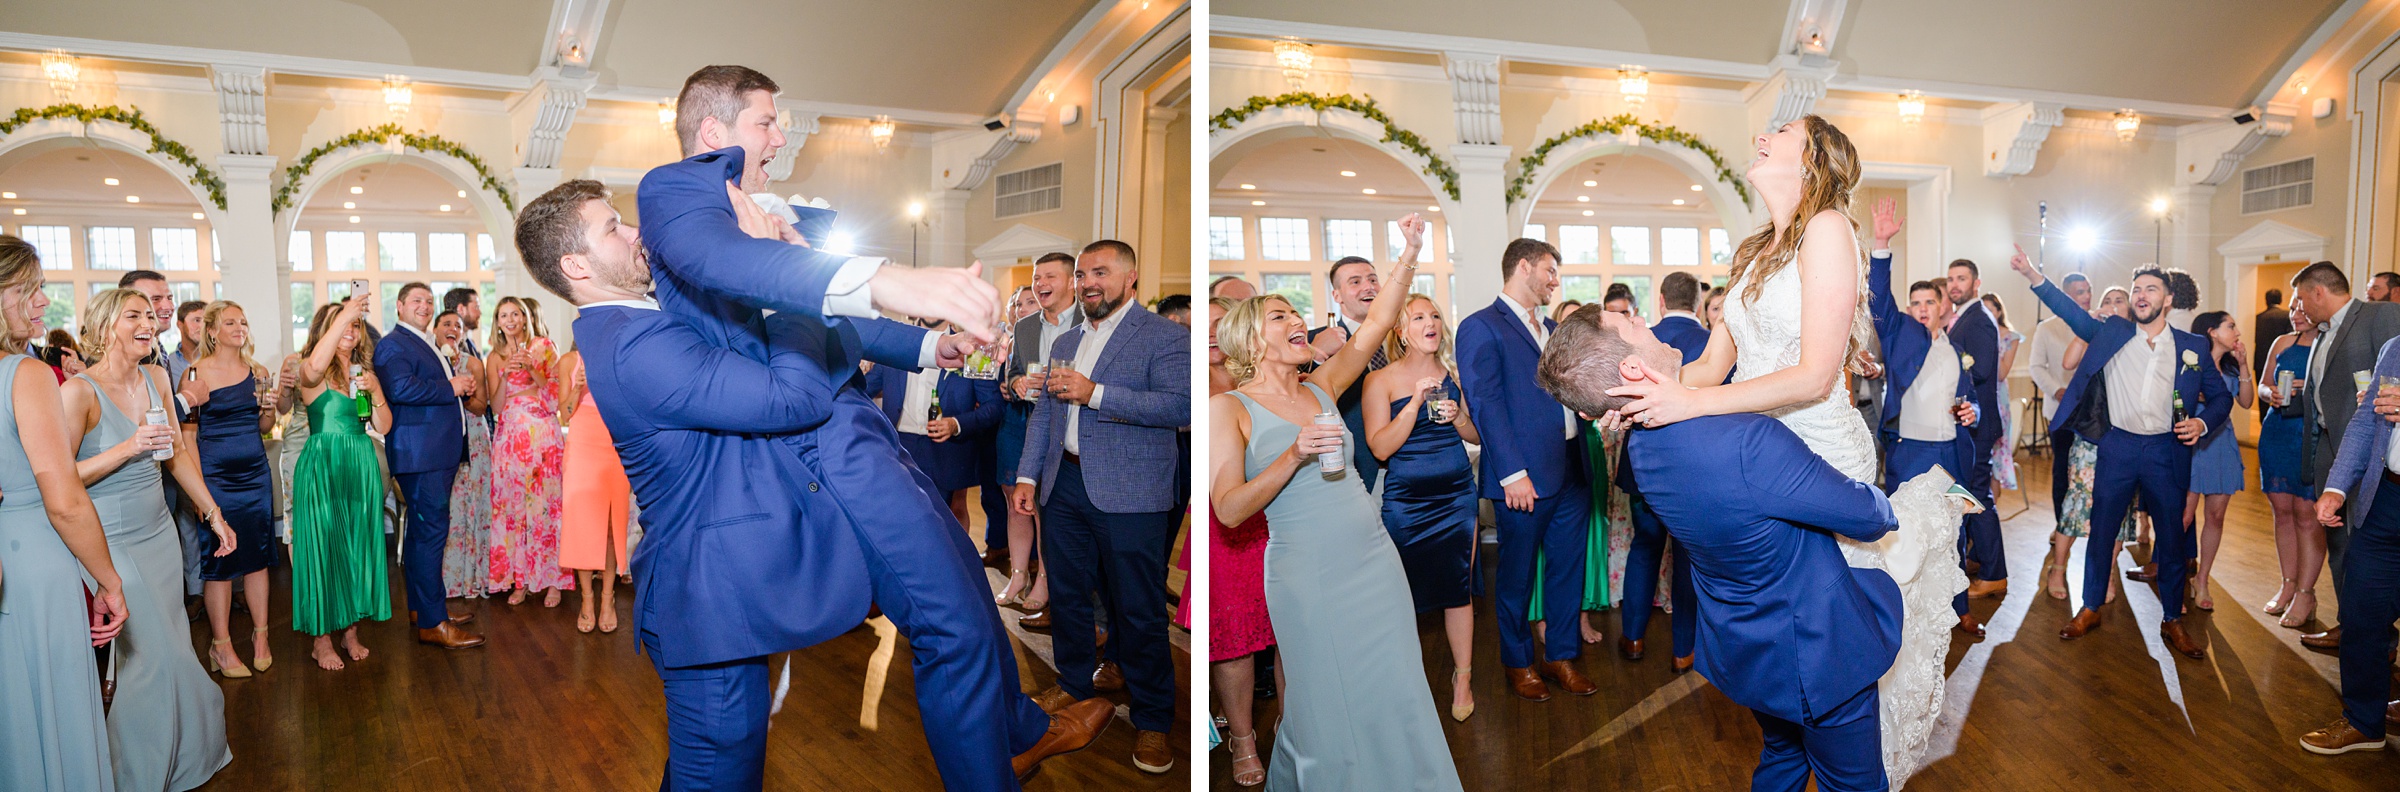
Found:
[2010,245,2103,341]
[300,295,367,389]
[1740,418,1898,541]
[1867,250,1903,340]
[1312,213,1425,397]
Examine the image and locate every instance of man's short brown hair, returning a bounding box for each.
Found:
[175,300,208,324]
[2294,260,2350,295]
[1908,279,1944,298]
[1536,305,1638,417]
[1660,272,1699,312]
[676,65,780,156]
[1502,238,1560,281]
[515,179,609,302]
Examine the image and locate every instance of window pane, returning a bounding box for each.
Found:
[1260,273,1314,322]
[1258,218,1311,261]
[1611,227,1650,265]
[1444,224,1453,261]
[21,226,72,270]
[1557,225,1601,265]
[91,282,115,297]
[1709,228,1732,266]
[1522,223,1546,242]
[291,282,316,352]
[289,230,313,272]
[378,232,418,271]
[86,227,137,270]
[1207,217,1245,260]
[170,282,200,306]
[1612,275,1655,321]
[1322,219,1373,262]
[1387,220,1406,261]
[213,282,223,300]
[1661,227,1700,267]
[381,282,403,328]
[210,230,221,267]
[480,282,498,318]
[428,232,469,272]
[1412,273,1435,298]
[151,228,200,271]
[41,284,72,334]
[1560,276,1602,306]
[325,232,366,272]
[478,234,497,271]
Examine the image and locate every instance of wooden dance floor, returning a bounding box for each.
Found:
[1213,448,2397,789]
[190,487,1189,790]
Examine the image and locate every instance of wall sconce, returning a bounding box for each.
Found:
[1897,90,1925,126]
[869,115,896,153]
[657,99,676,129]
[2112,109,2140,142]
[556,33,587,67]
[1273,39,1314,90]
[41,51,79,102]
[1618,66,1649,110]
[383,75,413,123]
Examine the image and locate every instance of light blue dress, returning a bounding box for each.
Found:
[1233,383,1462,791]
[0,356,115,791]
[2189,370,2245,495]
[74,370,231,791]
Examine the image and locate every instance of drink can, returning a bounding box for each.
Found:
[2278,369,2295,401]
[1314,411,1345,473]
[143,407,173,461]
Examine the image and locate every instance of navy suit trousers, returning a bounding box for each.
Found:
[1751,683,1886,792]
[1961,440,2006,583]
[654,655,770,791]
[1041,458,1179,733]
[2087,429,2194,618]
[1620,496,1695,659]
[396,469,455,630]
[1492,450,1592,668]
[2339,481,2400,738]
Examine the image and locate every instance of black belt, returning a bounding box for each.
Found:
[2382,468,2400,489]
[1062,451,1080,467]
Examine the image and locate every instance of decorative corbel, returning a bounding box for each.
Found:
[1743,62,1831,135]
[510,70,593,170]
[2177,104,2295,187]
[766,109,821,183]
[209,64,269,156]
[1442,52,1504,146]
[1981,101,2064,177]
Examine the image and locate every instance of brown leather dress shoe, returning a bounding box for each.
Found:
[409,610,474,626]
[2126,566,2160,583]
[2159,620,2205,659]
[1019,610,1051,629]
[1032,686,1079,715]
[1011,697,1112,779]
[416,621,486,649]
[1537,660,1598,696]
[2059,608,2102,640]
[1672,655,1694,675]
[1966,579,2009,599]
[1093,661,1125,693]
[2300,717,2388,755]
[2302,625,2343,653]
[1505,666,1551,701]
[1131,729,1174,774]
[1955,612,1986,638]
[1620,638,1646,661]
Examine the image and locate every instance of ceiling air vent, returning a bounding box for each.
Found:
[2241,157,2313,215]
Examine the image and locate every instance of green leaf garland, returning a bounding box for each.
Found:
[0,104,228,211]
[272,123,513,214]
[1505,114,1748,206]
[1209,92,1460,202]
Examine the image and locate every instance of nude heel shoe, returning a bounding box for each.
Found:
[1450,668,1476,722]
[250,627,273,672]
[207,639,253,678]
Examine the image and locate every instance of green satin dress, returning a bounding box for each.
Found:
[290,386,391,636]
[1529,419,1612,620]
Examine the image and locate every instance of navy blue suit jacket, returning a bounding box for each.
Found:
[1868,253,1979,462]
[1018,303,1190,514]
[872,363,1003,493]
[575,305,870,668]
[1628,413,1903,723]
[371,324,464,475]
[1457,298,1581,499]
[2031,279,2233,438]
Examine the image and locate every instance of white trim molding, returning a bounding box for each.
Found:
[973,223,1079,263]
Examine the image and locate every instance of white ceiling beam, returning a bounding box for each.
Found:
[1827,73,2232,121]
[0,31,536,92]
[585,86,985,129]
[538,0,616,77]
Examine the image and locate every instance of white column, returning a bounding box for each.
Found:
[511,167,567,338]
[1447,143,1512,312]
[930,189,970,271]
[216,154,284,361]
[1136,105,1180,293]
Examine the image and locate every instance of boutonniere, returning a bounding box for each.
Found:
[2181,349,2200,372]
[1960,353,1975,370]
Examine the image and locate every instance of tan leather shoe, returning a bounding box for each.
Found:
[1093,661,1125,693]
[1619,637,1646,661]
[1032,686,1079,715]
[1505,666,1551,701]
[1131,729,1174,774]
[2159,620,2205,659]
[1019,610,1051,630]
[1537,659,1598,696]
[2059,608,2102,640]
[2302,625,2343,653]
[1011,698,1112,779]
[1966,578,2009,599]
[2300,717,2388,755]
[409,610,474,626]
[416,621,486,649]
[1672,655,1694,675]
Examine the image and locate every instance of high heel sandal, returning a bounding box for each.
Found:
[2281,589,2318,629]
[1450,667,1476,722]
[577,609,596,634]
[599,602,619,634]
[2265,577,2297,615]
[1227,731,1265,787]
[995,568,1028,608]
[251,627,273,672]
[206,639,253,678]
[2042,557,2067,600]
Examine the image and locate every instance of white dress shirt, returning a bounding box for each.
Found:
[1899,333,1962,442]
[895,370,938,435]
[2029,316,2076,420]
[2102,324,2178,435]
[1016,304,1130,486]
[1494,293,1576,489]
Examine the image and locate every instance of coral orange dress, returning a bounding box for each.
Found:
[560,391,630,571]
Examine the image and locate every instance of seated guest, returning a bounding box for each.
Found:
[875,322,1003,528]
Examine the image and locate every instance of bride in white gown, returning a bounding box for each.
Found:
[1609,114,1966,789]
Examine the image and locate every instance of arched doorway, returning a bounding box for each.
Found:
[1516,148,1743,323]
[0,132,227,346]
[1209,132,1449,326]
[279,157,509,354]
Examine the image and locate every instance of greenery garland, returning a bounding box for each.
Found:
[272,123,513,214]
[0,104,228,211]
[1209,92,1460,202]
[1505,114,1748,206]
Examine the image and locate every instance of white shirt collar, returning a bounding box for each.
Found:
[1497,293,1539,323]
[1040,306,1074,329]
[2329,299,2358,333]
[1084,303,1132,335]
[1659,309,1698,323]
[394,319,438,345]
[584,298,661,312]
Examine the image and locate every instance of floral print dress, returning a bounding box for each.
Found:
[486,339,572,594]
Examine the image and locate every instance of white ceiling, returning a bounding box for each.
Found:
[0,146,477,222]
[1212,135,1712,222]
[1214,135,1439,201]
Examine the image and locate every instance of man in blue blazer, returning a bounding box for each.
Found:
[372,281,485,648]
[873,335,1005,516]
[1011,240,1190,773]
[2301,335,2400,755]
[2016,250,2230,658]
[522,177,1107,791]
[1865,237,1985,635]
[1616,272,1707,670]
[1537,306,1902,792]
[1455,237,1595,700]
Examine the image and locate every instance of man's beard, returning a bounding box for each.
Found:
[2131,302,2163,325]
[599,254,655,297]
[1083,290,1128,322]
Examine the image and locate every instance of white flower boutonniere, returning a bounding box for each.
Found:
[1961,353,1975,370]
[2181,349,2201,372]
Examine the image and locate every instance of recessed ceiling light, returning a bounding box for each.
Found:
[1577,196,1590,202]
[343,201,356,209]
[125,196,139,203]
[1251,200,1265,206]
[1672,199,1686,205]
[1340,170,1357,177]
[1583,180,1597,187]
[1427,206,1440,212]
[456,190,467,198]
[439,204,452,212]
[191,212,205,220]
[1690,184,1703,191]
[349,216,361,223]
[1239,184,1256,190]
[10,209,23,216]
[103,177,119,186]
[1361,188,1376,195]
[1581,209,1594,216]
[1,192,14,199]
[350,186,364,195]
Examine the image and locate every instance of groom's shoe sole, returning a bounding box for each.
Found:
[2059,609,2102,640]
[2159,620,2206,659]
[1505,667,1551,702]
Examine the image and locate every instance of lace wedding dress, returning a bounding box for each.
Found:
[1720,261,1967,789]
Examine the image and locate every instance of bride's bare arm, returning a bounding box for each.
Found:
[1612,209,1856,425]
[1680,322,1737,387]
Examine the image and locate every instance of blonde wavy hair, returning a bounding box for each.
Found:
[1217,294,1293,384]
[1729,114,1875,374]
[489,295,549,351]
[78,288,153,368]
[1379,293,1457,378]
[193,300,257,373]
[0,236,47,350]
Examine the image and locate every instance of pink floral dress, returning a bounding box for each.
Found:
[486,338,572,594]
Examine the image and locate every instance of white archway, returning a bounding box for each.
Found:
[0,115,230,228]
[1507,136,1755,236]
[1209,105,1460,214]
[271,142,514,266]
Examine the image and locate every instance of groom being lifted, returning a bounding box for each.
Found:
[1537,305,1902,792]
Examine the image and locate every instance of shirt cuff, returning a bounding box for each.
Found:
[1871,248,1892,258]
[1015,476,1037,487]
[915,332,941,370]
[1499,470,1529,487]
[1087,384,1106,410]
[821,256,887,319]
[2324,487,2348,500]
